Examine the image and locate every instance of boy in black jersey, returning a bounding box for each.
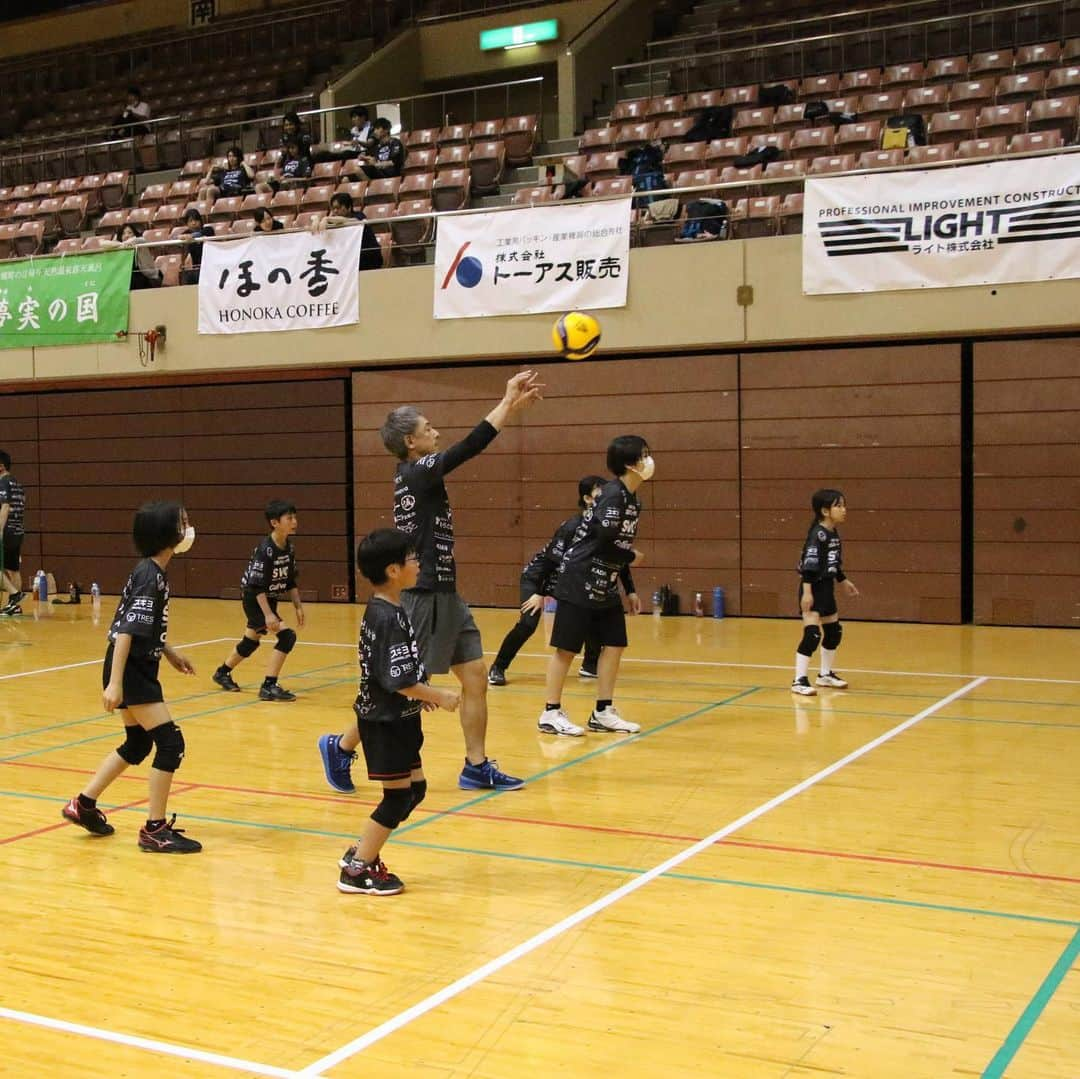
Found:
[792,488,859,696]
[318,371,541,795]
[488,475,630,688]
[540,436,652,737]
[336,529,460,895]
[61,502,201,853]
[0,450,26,616]
[213,499,305,701]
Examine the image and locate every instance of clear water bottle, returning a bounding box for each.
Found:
[693,592,704,616]
[90,582,101,607]
[652,588,662,619]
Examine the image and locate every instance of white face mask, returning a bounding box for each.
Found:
[174,525,196,554]
[633,455,655,481]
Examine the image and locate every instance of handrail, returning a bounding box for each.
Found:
[416,0,554,24]
[568,0,624,48]
[614,0,1075,97]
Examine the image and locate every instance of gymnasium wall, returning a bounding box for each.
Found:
[3,375,351,602]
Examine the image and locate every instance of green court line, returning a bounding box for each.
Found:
[982,926,1080,1078]
[8,786,1076,932]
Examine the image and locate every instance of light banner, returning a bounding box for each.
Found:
[198,226,365,334]
[802,153,1080,295]
[0,249,132,349]
[434,199,631,319]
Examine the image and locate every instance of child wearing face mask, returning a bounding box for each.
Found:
[61,501,202,853]
[539,435,653,737]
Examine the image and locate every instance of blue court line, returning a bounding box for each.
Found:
[7,785,1076,933]
[982,926,1080,1078]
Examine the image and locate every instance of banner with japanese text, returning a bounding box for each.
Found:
[433,199,631,319]
[803,153,1080,295]
[0,250,132,349]
[197,226,365,334]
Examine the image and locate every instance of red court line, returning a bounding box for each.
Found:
[4,760,1078,886]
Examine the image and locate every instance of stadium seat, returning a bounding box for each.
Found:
[468,141,506,196]
[502,115,537,166]
[391,198,434,261]
[956,136,1008,159]
[996,72,1046,104]
[1008,130,1064,154]
[432,168,469,212]
[977,104,1026,141]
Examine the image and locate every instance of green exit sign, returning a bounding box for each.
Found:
[479,18,559,51]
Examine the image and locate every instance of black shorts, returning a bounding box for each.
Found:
[355,711,424,781]
[798,579,837,618]
[103,644,164,708]
[243,593,278,632]
[550,599,627,653]
[1,534,22,573]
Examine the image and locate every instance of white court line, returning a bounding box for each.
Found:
[0,638,231,683]
[294,640,1080,686]
[0,1006,301,1079]
[298,677,987,1076]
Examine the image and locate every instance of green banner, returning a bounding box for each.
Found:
[0,249,133,349]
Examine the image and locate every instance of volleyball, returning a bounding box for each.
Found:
[552,311,601,361]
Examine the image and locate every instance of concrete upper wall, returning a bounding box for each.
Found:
[3,234,1077,388]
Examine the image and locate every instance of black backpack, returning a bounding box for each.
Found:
[684,105,734,143]
[732,144,781,168]
[758,83,795,107]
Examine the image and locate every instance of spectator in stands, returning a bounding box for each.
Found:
[178,207,215,285]
[253,207,284,233]
[197,147,254,204]
[350,107,374,153]
[280,111,314,161]
[257,138,312,194]
[311,191,383,270]
[358,117,404,180]
[104,223,162,289]
[113,86,151,136]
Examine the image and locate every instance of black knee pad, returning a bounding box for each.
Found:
[822,621,842,650]
[274,627,297,654]
[797,625,822,657]
[400,779,427,821]
[117,724,154,766]
[236,636,260,658]
[150,721,185,773]
[370,786,413,830]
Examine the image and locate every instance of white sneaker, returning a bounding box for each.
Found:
[537,708,584,737]
[816,671,849,689]
[791,677,817,696]
[587,706,640,733]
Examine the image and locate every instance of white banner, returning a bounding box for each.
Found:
[803,153,1080,295]
[433,200,631,319]
[198,227,364,334]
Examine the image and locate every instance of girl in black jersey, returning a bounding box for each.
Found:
[792,489,859,696]
[62,502,201,853]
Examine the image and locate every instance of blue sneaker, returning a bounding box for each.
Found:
[458,758,525,791]
[318,734,356,793]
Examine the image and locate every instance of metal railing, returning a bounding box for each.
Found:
[416,0,557,24]
[615,0,1079,99]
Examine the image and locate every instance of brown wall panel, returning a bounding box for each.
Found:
[740,345,962,623]
[974,338,1080,626]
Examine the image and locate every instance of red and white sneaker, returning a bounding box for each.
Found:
[337,855,404,895]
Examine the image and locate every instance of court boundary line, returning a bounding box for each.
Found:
[0,1006,301,1079]
[0,638,232,682]
[296,676,987,1075]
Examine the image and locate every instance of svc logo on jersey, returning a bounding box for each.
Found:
[400,495,416,512]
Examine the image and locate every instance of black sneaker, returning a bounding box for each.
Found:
[337,855,404,895]
[259,683,296,701]
[212,667,241,692]
[578,665,598,679]
[0,604,22,617]
[487,666,507,686]
[61,796,115,836]
[138,814,202,853]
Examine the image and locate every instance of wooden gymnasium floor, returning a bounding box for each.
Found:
[1,598,1078,1079]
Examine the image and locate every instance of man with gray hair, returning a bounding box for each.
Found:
[318,371,542,794]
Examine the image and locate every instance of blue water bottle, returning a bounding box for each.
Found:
[36,570,48,602]
[712,586,725,619]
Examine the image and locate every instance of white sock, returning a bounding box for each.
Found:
[820,649,836,676]
[795,653,811,681]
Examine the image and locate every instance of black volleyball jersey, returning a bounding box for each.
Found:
[555,479,641,609]
[0,473,25,537]
[393,420,498,592]
[798,523,846,583]
[354,596,426,724]
[241,535,297,597]
[523,512,635,598]
[108,558,169,660]
[219,165,249,195]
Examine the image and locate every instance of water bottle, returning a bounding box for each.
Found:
[652,588,662,619]
[91,582,101,607]
[36,570,47,602]
[712,586,725,619]
[693,592,704,616]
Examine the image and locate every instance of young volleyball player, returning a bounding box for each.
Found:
[336,529,460,895]
[212,499,304,700]
[62,502,201,853]
[791,488,859,696]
